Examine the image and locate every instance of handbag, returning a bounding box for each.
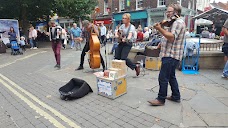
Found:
[64,39,67,45]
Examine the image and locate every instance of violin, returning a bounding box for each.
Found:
[157,14,179,27]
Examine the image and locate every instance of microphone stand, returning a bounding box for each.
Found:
[104,20,114,70]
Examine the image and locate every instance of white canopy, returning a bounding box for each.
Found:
[195,18,213,26]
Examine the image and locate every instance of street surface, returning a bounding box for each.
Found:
[0,42,227,128]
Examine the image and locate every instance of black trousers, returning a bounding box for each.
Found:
[61,39,66,48]
[80,42,105,69]
[100,35,106,46]
[114,43,136,70]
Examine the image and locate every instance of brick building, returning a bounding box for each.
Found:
[95,0,196,29]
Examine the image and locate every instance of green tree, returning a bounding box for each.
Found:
[0,0,97,36]
[0,0,54,35]
[55,0,98,22]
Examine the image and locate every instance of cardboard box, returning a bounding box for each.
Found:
[97,76,127,99]
[109,68,126,77]
[111,60,127,74]
[144,47,160,57]
[109,71,118,80]
[145,57,162,70]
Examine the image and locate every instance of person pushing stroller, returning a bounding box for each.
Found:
[8,27,23,55]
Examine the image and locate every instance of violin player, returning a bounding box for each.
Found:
[148,4,186,106]
[76,20,106,71]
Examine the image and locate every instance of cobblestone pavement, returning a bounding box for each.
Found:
[0,42,227,128]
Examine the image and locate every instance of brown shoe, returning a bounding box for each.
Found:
[148,99,164,106]
[166,96,181,103]
[135,64,140,76]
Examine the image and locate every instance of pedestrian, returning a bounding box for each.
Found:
[28,27,34,49]
[67,25,74,48]
[31,26,38,49]
[143,27,150,41]
[100,23,107,46]
[47,21,63,70]
[137,25,142,31]
[61,27,67,49]
[137,28,144,42]
[20,36,26,52]
[148,4,186,106]
[109,25,120,55]
[222,19,228,78]
[185,28,190,38]
[8,27,17,42]
[201,27,210,38]
[106,29,113,43]
[71,23,82,50]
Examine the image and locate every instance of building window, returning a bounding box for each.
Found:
[119,0,125,11]
[104,1,108,15]
[177,0,182,6]
[136,0,143,10]
[157,0,165,7]
[188,0,191,9]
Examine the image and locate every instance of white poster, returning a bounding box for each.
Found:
[97,79,112,96]
[0,19,19,44]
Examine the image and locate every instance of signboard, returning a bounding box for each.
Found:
[127,0,130,7]
[36,22,48,33]
[0,19,19,44]
[94,19,112,25]
[97,79,112,96]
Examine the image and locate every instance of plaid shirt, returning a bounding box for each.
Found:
[160,18,186,60]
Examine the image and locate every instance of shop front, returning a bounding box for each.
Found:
[147,7,196,30]
[113,10,148,29]
[147,7,166,27]
[93,16,113,29]
[94,19,112,25]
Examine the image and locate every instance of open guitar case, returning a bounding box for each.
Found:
[59,78,93,101]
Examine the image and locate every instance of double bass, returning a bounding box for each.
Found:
[88,7,101,69]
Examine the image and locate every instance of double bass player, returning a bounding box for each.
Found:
[75,20,106,71]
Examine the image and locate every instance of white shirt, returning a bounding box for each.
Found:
[185,31,190,38]
[100,26,107,36]
[143,31,149,39]
[61,29,67,39]
[32,29,37,38]
[148,29,152,34]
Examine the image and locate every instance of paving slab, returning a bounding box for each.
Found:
[217,97,228,107]
[1,43,228,128]
[189,91,228,114]
[151,85,197,101]
[114,87,157,108]
[199,114,228,127]
[182,101,207,127]
[201,84,228,98]
[137,101,182,125]
[151,124,164,128]
[200,70,228,88]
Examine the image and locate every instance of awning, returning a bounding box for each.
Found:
[113,10,147,21]
[195,18,213,26]
[193,7,228,20]
[94,19,112,25]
